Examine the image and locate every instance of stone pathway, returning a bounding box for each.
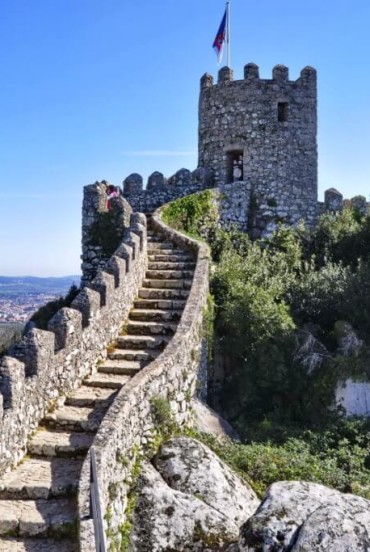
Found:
[0,227,195,551]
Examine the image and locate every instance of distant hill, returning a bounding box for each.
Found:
[0,276,81,295]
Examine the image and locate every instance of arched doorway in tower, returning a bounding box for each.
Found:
[226,150,244,183]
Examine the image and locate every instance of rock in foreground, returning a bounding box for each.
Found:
[239,480,370,552]
[129,462,239,551]
[154,437,259,527]
[129,437,260,551]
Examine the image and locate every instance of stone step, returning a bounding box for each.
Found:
[146,236,165,242]
[145,269,194,280]
[107,348,159,362]
[0,457,83,499]
[0,497,76,538]
[0,537,78,552]
[84,372,132,389]
[142,279,192,290]
[148,261,196,270]
[115,334,170,350]
[134,298,186,310]
[126,320,177,336]
[28,429,94,458]
[129,309,183,322]
[148,253,194,262]
[147,243,174,251]
[65,385,116,408]
[42,404,106,433]
[148,248,189,256]
[138,287,189,300]
[97,360,141,376]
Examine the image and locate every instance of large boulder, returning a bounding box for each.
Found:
[191,399,240,442]
[154,437,259,528]
[129,462,240,551]
[239,480,370,551]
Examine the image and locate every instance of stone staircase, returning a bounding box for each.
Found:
[0,228,196,551]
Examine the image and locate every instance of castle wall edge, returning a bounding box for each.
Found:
[0,212,148,476]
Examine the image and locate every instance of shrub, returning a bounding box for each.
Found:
[30,284,79,330]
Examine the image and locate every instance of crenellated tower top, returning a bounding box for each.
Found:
[198,62,318,219]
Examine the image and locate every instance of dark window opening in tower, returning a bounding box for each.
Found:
[278,102,289,122]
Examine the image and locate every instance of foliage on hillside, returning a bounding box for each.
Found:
[30,284,79,330]
[190,417,370,499]
[162,194,370,496]
[0,323,23,356]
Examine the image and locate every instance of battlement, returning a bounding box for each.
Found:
[200,63,316,88]
[122,166,214,213]
[198,61,318,204]
[0,210,147,476]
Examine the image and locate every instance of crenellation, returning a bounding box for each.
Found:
[147,171,166,191]
[122,166,216,213]
[115,242,133,272]
[325,188,343,212]
[0,210,148,477]
[72,287,101,328]
[48,307,83,352]
[272,64,289,82]
[200,72,214,89]
[218,66,234,84]
[244,62,259,80]
[123,173,143,195]
[124,230,141,260]
[0,356,26,411]
[299,66,317,87]
[88,270,115,308]
[106,255,127,287]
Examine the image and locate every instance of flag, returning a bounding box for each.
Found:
[212,9,227,64]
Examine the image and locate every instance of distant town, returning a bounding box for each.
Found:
[0,292,62,324]
[0,275,80,325]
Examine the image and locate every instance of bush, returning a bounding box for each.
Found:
[162,190,218,240]
[191,418,370,499]
[30,284,79,330]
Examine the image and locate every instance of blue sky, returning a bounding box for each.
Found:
[0,0,369,276]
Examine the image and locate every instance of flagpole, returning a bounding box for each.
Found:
[226,1,231,68]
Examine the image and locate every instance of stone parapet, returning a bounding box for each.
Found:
[122,166,214,213]
[0,213,147,477]
[81,181,133,286]
[78,207,210,551]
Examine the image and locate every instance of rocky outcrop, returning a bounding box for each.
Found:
[154,437,258,527]
[130,463,239,551]
[129,437,259,551]
[239,480,370,551]
[191,398,240,442]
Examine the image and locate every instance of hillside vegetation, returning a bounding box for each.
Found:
[163,191,370,498]
[0,323,23,355]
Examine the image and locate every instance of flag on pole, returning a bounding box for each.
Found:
[212,9,227,64]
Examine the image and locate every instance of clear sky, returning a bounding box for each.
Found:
[0,0,369,277]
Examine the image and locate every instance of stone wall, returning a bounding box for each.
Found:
[336,379,370,417]
[0,212,147,476]
[81,181,133,286]
[122,167,214,213]
[198,63,318,227]
[218,180,318,237]
[78,208,210,550]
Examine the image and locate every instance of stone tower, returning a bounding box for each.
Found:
[198,63,318,227]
